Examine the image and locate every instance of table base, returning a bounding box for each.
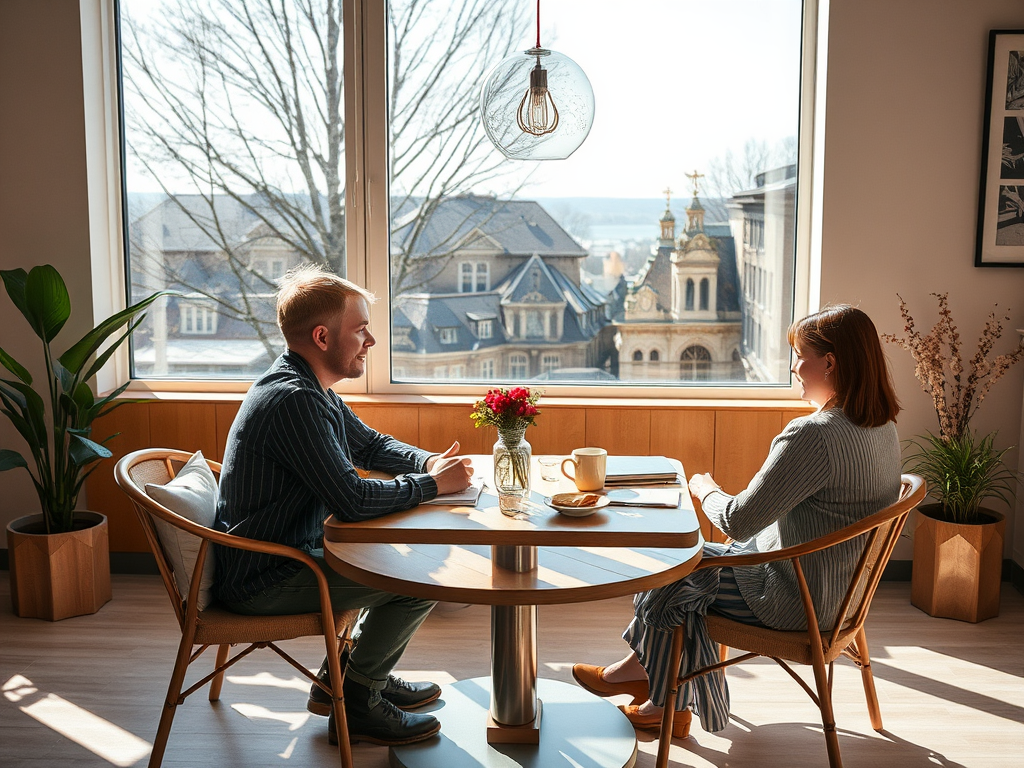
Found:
[486,700,541,744]
[390,677,637,768]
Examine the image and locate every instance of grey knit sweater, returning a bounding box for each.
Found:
[700,407,900,630]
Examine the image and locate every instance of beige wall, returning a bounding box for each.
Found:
[2,0,1024,567]
[0,1,93,530]
[819,0,1024,563]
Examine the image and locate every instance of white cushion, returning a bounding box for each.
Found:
[146,451,219,610]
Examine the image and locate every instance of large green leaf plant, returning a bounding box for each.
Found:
[0,265,169,533]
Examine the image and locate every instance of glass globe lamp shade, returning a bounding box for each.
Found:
[480,47,595,161]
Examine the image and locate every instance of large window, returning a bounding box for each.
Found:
[118,0,808,391]
[120,0,346,379]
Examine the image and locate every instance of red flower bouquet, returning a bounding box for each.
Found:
[470,386,541,432]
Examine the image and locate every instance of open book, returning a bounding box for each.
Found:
[424,477,484,506]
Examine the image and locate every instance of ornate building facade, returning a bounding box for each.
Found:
[614,184,744,382]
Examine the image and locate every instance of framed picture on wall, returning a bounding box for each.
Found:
[977,29,1024,267]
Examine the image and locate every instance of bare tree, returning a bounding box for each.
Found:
[704,137,798,201]
[122,0,529,359]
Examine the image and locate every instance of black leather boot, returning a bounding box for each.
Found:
[328,677,440,746]
[308,647,441,715]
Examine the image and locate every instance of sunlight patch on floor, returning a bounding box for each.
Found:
[13,680,151,767]
[278,736,298,758]
[225,671,309,691]
[231,703,311,731]
[393,670,459,685]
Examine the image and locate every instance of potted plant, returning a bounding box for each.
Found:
[0,265,167,620]
[884,293,1024,622]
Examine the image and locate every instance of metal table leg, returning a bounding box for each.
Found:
[489,544,539,740]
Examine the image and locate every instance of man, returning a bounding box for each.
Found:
[214,264,473,747]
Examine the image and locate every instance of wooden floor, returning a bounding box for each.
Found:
[1,573,1022,768]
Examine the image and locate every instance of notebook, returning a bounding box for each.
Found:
[605,487,682,508]
[604,455,679,485]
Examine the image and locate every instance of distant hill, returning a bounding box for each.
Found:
[535,196,730,228]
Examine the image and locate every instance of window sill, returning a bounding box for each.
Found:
[109,383,813,411]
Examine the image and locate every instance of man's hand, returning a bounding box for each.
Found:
[428,442,474,495]
[688,472,721,504]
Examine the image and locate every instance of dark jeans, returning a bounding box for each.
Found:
[223,548,435,690]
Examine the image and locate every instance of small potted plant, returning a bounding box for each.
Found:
[884,293,1024,622]
[471,387,541,516]
[0,265,168,620]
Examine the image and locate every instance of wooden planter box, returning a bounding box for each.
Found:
[911,504,1005,623]
[6,512,112,621]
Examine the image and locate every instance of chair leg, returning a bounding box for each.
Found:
[719,643,729,664]
[327,633,354,768]
[208,644,230,702]
[853,628,883,731]
[808,649,842,768]
[656,626,686,768]
[150,633,195,768]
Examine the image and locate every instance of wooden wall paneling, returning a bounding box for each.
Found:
[585,408,651,456]
[713,410,782,495]
[148,402,219,457]
[215,402,241,461]
[781,408,812,430]
[85,402,151,553]
[650,409,716,541]
[529,407,586,455]
[419,405,491,455]
[351,404,422,447]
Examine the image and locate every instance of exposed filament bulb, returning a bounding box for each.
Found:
[517,61,559,136]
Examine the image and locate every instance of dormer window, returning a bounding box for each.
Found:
[438,327,457,344]
[459,261,489,293]
[179,301,218,335]
[477,319,493,339]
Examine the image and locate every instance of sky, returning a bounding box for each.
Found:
[122,0,803,201]
[517,0,803,197]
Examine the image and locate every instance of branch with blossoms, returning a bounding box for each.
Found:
[882,293,1024,441]
[470,386,541,433]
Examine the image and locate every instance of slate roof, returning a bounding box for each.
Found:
[393,253,609,355]
[129,193,327,255]
[392,195,588,260]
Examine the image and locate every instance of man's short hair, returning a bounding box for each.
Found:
[276,263,376,346]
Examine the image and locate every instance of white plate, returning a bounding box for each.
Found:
[546,493,610,517]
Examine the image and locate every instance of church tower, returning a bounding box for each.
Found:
[670,170,719,320]
[659,186,676,247]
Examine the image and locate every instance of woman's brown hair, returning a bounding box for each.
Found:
[787,305,900,428]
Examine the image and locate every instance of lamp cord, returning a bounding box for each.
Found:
[535,0,541,48]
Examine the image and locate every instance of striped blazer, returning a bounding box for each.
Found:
[214,352,437,605]
[700,407,900,630]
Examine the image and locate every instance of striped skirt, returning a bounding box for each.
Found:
[622,542,763,733]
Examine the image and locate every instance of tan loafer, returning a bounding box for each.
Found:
[571,663,649,704]
[618,704,692,738]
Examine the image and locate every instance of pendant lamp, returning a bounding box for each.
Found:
[480,0,595,160]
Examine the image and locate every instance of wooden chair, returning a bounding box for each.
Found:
[114,448,360,768]
[655,474,926,768]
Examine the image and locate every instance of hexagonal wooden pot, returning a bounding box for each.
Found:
[910,504,1005,623]
[6,512,112,621]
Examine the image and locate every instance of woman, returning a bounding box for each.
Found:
[573,304,902,738]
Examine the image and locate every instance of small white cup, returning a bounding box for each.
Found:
[561,448,607,491]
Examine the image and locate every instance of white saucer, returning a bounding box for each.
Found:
[547,493,610,517]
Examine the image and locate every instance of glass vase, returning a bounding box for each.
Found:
[493,427,532,516]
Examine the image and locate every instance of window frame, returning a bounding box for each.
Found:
[90,0,822,400]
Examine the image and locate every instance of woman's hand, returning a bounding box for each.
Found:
[688,472,721,504]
